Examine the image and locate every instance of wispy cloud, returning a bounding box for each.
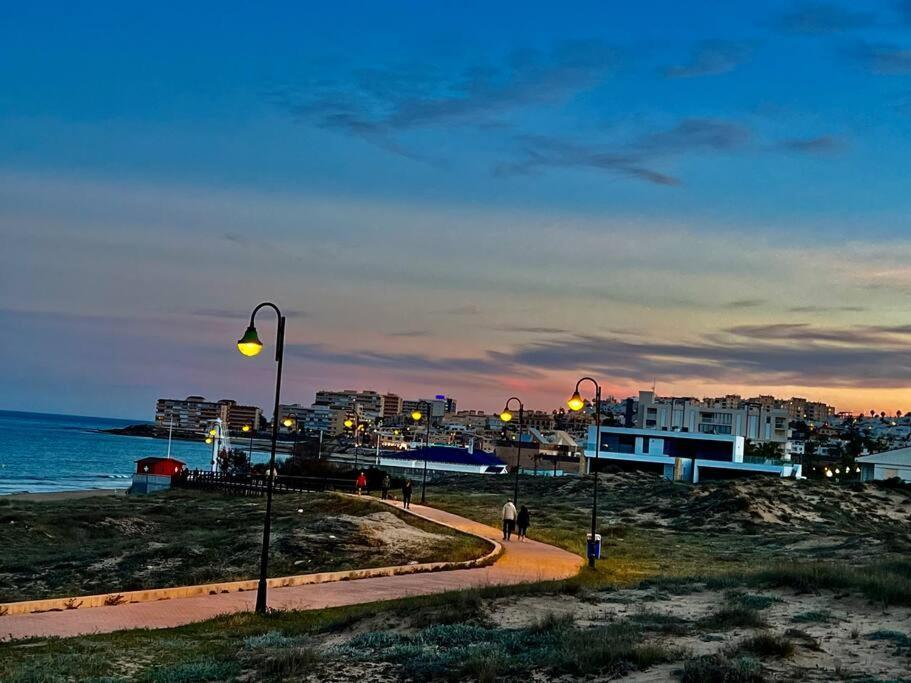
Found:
[849,41,911,74]
[496,118,750,185]
[386,329,431,338]
[725,299,765,309]
[779,135,847,154]
[498,323,911,388]
[496,325,570,334]
[275,41,620,158]
[664,41,754,78]
[787,305,867,313]
[772,3,876,34]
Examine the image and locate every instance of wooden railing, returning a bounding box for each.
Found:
[174,470,356,496]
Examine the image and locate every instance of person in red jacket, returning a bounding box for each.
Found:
[355,471,367,495]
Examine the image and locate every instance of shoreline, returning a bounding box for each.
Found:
[2,488,127,502]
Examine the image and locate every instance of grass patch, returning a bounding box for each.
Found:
[745,560,911,607]
[698,606,767,631]
[868,630,911,656]
[680,654,764,683]
[332,616,677,680]
[141,659,240,682]
[0,490,489,602]
[726,591,781,610]
[732,633,795,659]
[630,610,692,636]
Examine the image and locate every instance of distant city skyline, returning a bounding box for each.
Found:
[5,2,911,418]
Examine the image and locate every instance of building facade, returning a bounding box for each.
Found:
[155,396,262,432]
[636,391,788,444]
[583,425,800,483]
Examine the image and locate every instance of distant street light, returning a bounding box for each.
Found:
[411,401,432,503]
[282,417,299,456]
[567,377,602,570]
[344,412,361,467]
[500,397,525,506]
[235,301,286,615]
[242,424,254,466]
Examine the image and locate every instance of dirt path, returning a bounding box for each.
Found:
[1,500,582,640]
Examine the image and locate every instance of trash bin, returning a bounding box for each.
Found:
[586,533,602,560]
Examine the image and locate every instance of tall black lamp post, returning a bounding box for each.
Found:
[236,302,285,614]
[411,401,432,503]
[499,397,524,506]
[567,377,602,569]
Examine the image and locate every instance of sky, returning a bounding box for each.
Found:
[4,1,911,419]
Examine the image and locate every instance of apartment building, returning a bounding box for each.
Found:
[278,404,348,436]
[636,390,788,444]
[313,390,383,417]
[155,396,262,432]
[784,397,835,423]
[402,397,449,420]
[380,393,403,420]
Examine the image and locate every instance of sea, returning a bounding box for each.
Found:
[0,410,271,496]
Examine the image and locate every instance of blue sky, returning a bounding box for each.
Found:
[4,1,911,418]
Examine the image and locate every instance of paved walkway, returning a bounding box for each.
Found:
[1,501,582,641]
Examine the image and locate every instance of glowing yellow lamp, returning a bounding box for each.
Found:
[205,437,213,444]
[500,410,513,423]
[393,430,400,436]
[344,418,354,428]
[411,410,422,422]
[567,391,585,412]
[282,418,294,428]
[242,424,251,433]
[825,469,833,478]
[237,325,263,357]
[208,428,217,436]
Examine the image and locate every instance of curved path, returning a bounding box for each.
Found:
[1,501,582,641]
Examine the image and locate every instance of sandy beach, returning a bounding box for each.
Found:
[4,488,127,502]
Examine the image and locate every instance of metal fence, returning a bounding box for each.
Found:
[174,470,356,496]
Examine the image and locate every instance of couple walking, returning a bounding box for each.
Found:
[500,498,530,542]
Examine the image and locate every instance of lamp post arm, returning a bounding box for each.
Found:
[249,302,284,363]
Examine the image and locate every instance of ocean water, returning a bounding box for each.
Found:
[0,410,253,495]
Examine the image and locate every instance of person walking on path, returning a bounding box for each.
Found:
[402,479,413,509]
[381,474,391,500]
[501,498,517,541]
[517,505,530,542]
[355,471,367,495]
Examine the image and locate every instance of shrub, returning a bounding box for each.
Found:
[242,630,295,650]
[733,633,795,659]
[143,659,240,683]
[254,646,322,678]
[699,606,767,630]
[726,592,780,610]
[749,561,911,607]
[680,654,764,683]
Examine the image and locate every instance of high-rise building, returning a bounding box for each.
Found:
[155,397,262,432]
[380,393,403,420]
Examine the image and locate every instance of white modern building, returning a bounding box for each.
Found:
[582,425,801,483]
[636,391,788,444]
[857,448,911,483]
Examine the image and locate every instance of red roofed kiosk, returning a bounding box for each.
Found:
[131,457,185,494]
